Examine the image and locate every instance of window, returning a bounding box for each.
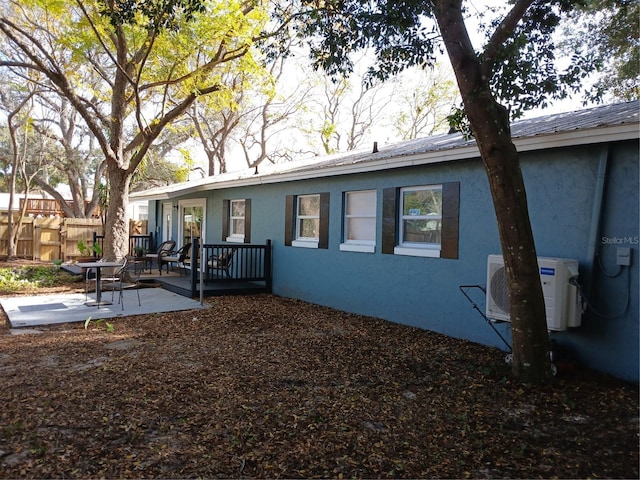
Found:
[285,193,329,249]
[382,182,459,259]
[296,194,320,247]
[399,185,442,253]
[340,190,376,253]
[137,204,149,221]
[223,199,251,243]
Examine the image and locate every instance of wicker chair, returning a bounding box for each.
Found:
[144,240,176,274]
[159,243,191,275]
[207,248,236,279]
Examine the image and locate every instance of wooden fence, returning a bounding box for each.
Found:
[0,216,147,261]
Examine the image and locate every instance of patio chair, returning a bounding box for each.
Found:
[207,248,236,279]
[102,260,143,310]
[144,240,176,274]
[84,258,103,300]
[83,258,123,299]
[158,242,191,276]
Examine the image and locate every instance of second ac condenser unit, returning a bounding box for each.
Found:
[486,254,581,331]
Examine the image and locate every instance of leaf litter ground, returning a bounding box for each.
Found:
[0,267,637,478]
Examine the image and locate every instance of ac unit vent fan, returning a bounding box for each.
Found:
[489,265,510,316]
[485,254,582,331]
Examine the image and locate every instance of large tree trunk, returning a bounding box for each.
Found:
[103,164,131,261]
[467,94,551,383]
[6,120,21,259]
[436,1,552,383]
[6,188,17,259]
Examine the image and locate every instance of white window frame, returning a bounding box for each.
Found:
[292,194,320,248]
[340,190,376,253]
[226,199,246,243]
[137,204,149,221]
[394,185,442,258]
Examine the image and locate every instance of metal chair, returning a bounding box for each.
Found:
[84,258,103,300]
[84,258,124,300]
[103,260,142,310]
[101,258,126,292]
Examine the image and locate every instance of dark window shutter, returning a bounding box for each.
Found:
[318,192,330,249]
[382,187,398,254]
[222,199,230,241]
[284,195,294,246]
[440,182,460,259]
[244,199,251,244]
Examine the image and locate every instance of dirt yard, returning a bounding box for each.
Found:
[0,261,637,478]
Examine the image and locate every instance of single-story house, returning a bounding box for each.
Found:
[132,101,639,382]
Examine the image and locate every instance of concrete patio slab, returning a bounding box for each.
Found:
[1,288,207,328]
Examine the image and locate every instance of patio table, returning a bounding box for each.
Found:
[76,261,123,307]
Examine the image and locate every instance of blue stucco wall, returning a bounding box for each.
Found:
[521,142,639,381]
[150,139,639,381]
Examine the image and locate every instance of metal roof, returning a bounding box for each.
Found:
[279,100,639,172]
[132,100,639,200]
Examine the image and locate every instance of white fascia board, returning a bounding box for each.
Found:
[512,123,639,153]
[131,123,639,200]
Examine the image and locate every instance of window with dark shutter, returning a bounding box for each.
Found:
[382,182,459,259]
[223,199,251,243]
[286,193,329,249]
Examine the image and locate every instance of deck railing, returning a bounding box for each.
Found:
[189,239,272,296]
[93,233,155,258]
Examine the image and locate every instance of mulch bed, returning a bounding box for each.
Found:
[0,261,637,478]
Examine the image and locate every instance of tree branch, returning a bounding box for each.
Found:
[481,0,534,71]
[126,84,221,174]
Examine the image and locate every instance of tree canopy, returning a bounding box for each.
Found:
[562,0,639,102]
[292,0,605,116]
[0,0,268,258]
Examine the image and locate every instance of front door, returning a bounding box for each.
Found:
[179,199,205,247]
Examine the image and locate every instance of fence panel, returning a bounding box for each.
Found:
[0,217,147,260]
[62,218,104,260]
[0,216,35,259]
[34,218,62,260]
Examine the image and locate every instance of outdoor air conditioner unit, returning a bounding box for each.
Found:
[486,254,581,331]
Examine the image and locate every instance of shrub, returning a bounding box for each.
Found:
[0,266,78,294]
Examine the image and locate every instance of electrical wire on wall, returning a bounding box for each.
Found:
[569,253,632,319]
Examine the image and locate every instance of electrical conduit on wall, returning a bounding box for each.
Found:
[584,144,609,298]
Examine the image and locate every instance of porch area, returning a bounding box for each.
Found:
[68,239,273,300]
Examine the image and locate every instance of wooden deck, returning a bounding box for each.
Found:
[64,262,269,300]
[147,267,270,298]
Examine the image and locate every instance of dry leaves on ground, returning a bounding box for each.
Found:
[0,264,637,478]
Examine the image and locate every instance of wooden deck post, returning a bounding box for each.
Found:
[190,238,199,297]
[265,239,272,293]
